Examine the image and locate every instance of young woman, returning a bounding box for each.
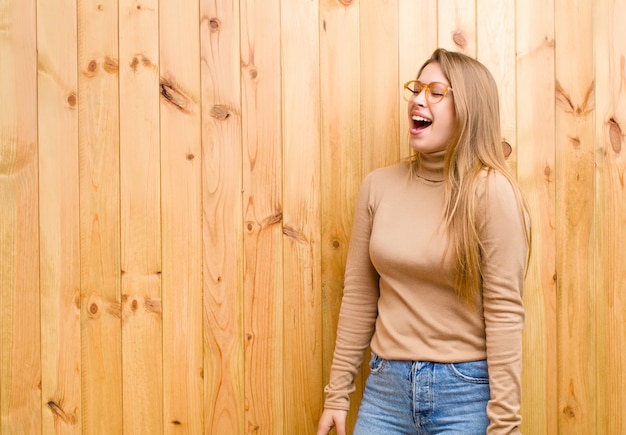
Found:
[317,48,530,435]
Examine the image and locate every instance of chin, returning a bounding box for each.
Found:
[409,141,446,154]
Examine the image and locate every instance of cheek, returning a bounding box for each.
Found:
[436,110,455,133]
[441,106,456,133]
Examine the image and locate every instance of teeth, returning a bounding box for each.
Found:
[412,115,431,122]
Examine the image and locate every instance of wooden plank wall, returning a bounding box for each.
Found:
[0,0,624,434]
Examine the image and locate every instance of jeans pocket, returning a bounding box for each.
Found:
[368,352,387,374]
[447,360,489,384]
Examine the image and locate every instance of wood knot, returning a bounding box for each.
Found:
[145,298,162,315]
[107,301,123,319]
[209,18,221,31]
[97,4,103,11]
[131,299,138,312]
[283,226,307,244]
[608,117,623,153]
[103,56,119,74]
[555,80,594,116]
[338,0,353,5]
[562,405,576,419]
[501,140,512,159]
[210,105,231,120]
[130,55,153,72]
[248,67,259,80]
[186,153,195,160]
[66,93,77,107]
[452,31,467,50]
[47,401,77,425]
[332,240,340,249]
[160,79,193,113]
[85,60,98,77]
[89,303,99,315]
[544,165,552,178]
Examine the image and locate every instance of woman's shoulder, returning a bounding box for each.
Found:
[476,167,517,199]
[364,161,411,185]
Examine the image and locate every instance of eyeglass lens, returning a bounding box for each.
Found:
[403,82,447,104]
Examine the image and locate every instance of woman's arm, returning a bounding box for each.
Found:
[478,171,529,434]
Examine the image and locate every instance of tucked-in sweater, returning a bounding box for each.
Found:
[324,151,528,434]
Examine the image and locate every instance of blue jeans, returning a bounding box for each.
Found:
[353,353,490,434]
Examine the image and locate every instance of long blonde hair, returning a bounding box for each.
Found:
[414,48,531,304]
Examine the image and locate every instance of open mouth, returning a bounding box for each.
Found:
[411,115,432,132]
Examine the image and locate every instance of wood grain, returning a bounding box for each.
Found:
[37,0,81,432]
[0,1,625,433]
[0,0,41,433]
[240,0,284,432]
[438,0,477,56]
[119,0,163,433]
[477,0,517,173]
[555,0,596,431]
[319,0,363,431]
[200,0,244,433]
[360,0,400,172]
[281,0,323,433]
[160,0,204,432]
[515,0,557,433]
[77,0,123,433]
[593,0,626,433]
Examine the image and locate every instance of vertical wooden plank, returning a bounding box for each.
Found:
[0,0,41,433]
[160,0,204,432]
[240,0,284,432]
[398,0,437,159]
[119,0,162,433]
[594,0,626,433]
[200,1,244,433]
[77,0,122,433]
[37,0,81,432]
[319,0,362,431]
[360,0,399,172]
[554,0,596,432]
[437,0,476,56]
[476,0,516,171]
[515,0,557,433]
[281,0,322,433]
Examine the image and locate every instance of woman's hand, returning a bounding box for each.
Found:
[317,409,348,435]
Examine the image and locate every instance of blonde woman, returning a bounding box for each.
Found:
[317,48,530,435]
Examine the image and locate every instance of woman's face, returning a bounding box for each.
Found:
[407,62,456,154]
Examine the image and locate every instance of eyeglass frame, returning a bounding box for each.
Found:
[403,80,453,104]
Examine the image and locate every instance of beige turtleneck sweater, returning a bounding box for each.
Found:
[324,151,528,434]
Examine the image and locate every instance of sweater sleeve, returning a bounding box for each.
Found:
[323,174,381,411]
[477,171,529,434]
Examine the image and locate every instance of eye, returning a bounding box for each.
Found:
[430,84,447,96]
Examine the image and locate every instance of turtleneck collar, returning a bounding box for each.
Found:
[414,150,446,182]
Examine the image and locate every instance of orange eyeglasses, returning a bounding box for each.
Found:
[403,80,453,104]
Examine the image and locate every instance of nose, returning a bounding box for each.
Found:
[414,88,428,106]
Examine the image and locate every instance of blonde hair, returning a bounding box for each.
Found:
[413,48,531,304]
